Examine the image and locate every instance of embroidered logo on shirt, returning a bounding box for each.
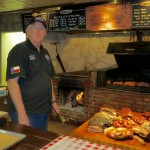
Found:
[11,66,20,74]
[29,55,36,60]
[45,54,50,63]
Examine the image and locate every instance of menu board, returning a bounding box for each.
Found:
[86,2,131,31]
[132,2,150,28]
[48,9,86,31]
[21,13,32,32]
[21,13,48,32]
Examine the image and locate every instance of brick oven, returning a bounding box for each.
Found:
[52,70,150,125]
[52,71,94,125]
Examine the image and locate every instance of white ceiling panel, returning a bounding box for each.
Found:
[0,0,107,13]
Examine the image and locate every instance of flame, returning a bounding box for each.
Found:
[76,92,84,104]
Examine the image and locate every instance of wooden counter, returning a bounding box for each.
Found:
[1,122,60,150]
[71,121,149,150]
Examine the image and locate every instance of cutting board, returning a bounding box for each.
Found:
[71,121,149,150]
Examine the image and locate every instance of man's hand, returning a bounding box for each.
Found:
[18,113,30,126]
[52,102,60,114]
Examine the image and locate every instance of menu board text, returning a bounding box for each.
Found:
[132,3,150,28]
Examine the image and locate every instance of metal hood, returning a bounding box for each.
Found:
[107,31,150,54]
[107,42,150,54]
[107,41,150,69]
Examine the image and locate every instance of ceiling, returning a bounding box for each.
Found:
[0,0,108,13]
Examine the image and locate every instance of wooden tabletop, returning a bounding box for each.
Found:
[71,120,150,150]
[1,122,60,150]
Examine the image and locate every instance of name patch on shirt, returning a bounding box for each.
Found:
[11,66,20,74]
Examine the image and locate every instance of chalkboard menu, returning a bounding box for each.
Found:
[21,13,48,32]
[132,2,150,28]
[48,9,86,31]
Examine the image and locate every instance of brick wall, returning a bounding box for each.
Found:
[53,71,150,124]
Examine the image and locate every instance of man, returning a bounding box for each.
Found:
[6,16,60,130]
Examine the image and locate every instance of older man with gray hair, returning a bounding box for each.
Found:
[6,15,60,130]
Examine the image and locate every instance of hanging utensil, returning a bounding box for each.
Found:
[51,42,66,72]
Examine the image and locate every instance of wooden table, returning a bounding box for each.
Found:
[71,120,150,150]
[1,122,60,150]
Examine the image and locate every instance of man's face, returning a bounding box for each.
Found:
[26,22,46,43]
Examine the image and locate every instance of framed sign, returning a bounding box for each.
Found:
[86,2,131,31]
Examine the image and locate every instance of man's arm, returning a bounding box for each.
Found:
[51,79,60,114]
[7,77,29,126]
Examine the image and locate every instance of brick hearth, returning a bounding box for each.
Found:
[53,71,150,125]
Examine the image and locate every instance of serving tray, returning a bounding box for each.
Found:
[0,129,26,150]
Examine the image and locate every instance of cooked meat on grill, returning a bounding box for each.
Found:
[123,81,137,87]
[113,81,124,86]
[104,126,133,140]
[106,79,112,85]
[137,82,150,87]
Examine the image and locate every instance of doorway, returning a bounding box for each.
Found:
[0,32,26,85]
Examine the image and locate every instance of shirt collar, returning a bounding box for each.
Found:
[26,39,44,51]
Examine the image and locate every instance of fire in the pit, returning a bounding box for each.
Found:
[67,90,84,107]
[58,87,84,108]
[76,91,84,105]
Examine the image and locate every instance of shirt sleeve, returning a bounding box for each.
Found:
[6,44,28,80]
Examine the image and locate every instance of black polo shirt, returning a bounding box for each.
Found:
[6,39,55,114]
